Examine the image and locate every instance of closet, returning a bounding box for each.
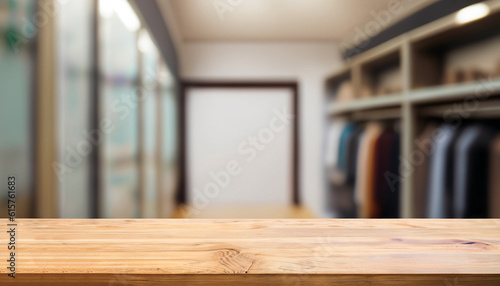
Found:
[325,0,500,218]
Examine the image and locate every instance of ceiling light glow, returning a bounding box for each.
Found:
[455,3,490,24]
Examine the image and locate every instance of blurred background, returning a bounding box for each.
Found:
[0,0,499,218]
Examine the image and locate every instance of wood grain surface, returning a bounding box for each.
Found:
[1,219,499,285]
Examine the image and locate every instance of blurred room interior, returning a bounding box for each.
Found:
[1,0,499,219]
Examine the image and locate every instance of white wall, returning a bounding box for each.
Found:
[181,42,343,217]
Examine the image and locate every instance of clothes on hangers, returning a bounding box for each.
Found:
[336,123,360,217]
[376,130,400,218]
[426,124,462,218]
[334,123,357,184]
[454,124,495,218]
[343,126,364,217]
[354,129,368,216]
[355,123,383,218]
[325,120,346,171]
[327,121,358,217]
[418,122,500,218]
[328,119,499,219]
[345,127,363,186]
[327,120,389,218]
[372,130,393,218]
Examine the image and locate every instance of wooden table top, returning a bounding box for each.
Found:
[1,219,500,285]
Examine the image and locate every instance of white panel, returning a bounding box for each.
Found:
[187,88,293,206]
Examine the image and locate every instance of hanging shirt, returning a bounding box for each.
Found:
[454,124,495,218]
[427,124,462,218]
[332,123,356,185]
[355,123,383,218]
[346,127,364,186]
[372,130,393,218]
[325,120,346,170]
[374,130,401,218]
[329,123,359,218]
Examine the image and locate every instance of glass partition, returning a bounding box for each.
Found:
[99,0,140,218]
[139,29,158,217]
[56,0,94,218]
[0,0,36,218]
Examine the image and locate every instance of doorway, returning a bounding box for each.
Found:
[178,82,300,217]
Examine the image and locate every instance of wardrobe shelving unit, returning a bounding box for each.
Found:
[325,0,500,218]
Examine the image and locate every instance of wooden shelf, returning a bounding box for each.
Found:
[419,98,500,118]
[409,78,500,105]
[329,94,403,115]
[328,78,500,116]
[2,219,500,285]
[329,79,500,115]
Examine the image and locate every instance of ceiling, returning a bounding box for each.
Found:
[162,0,433,42]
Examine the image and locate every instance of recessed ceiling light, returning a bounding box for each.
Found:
[455,3,490,24]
